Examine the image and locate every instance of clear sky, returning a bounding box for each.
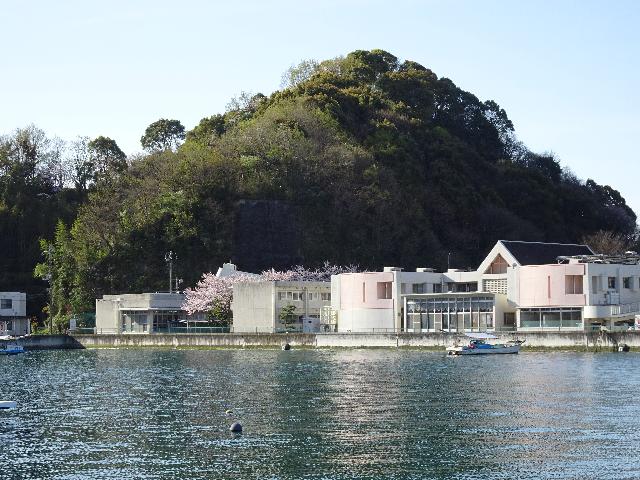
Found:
[2,0,639,214]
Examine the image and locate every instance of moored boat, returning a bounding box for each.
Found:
[0,401,16,409]
[446,333,523,356]
[0,343,25,355]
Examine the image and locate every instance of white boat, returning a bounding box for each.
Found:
[0,343,25,355]
[0,401,16,409]
[446,333,523,356]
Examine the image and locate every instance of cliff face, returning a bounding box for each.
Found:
[233,200,302,272]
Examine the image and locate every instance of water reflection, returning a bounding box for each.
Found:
[1,350,640,479]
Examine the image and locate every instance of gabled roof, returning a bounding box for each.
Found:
[500,241,594,266]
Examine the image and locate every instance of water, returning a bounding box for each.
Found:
[1,349,640,479]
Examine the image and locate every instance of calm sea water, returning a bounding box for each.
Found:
[1,349,640,479]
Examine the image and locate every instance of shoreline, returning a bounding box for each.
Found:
[2,332,639,352]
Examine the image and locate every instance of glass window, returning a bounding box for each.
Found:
[287,292,293,300]
[542,311,561,328]
[623,277,632,289]
[377,282,392,299]
[608,277,616,289]
[412,283,426,294]
[0,299,11,309]
[591,276,598,294]
[520,310,540,328]
[561,309,582,328]
[278,292,286,301]
[432,283,442,293]
[565,275,583,294]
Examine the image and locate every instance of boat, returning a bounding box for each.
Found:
[446,333,523,356]
[0,343,25,355]
[0,401,16,409]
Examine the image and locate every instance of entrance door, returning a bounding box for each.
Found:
[503,312,515,330]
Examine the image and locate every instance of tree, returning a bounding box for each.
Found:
[140,119,185,152]
[88,136,127,180]
[582,230,635,255]
[280,59,319,89]
[279,304,297,331]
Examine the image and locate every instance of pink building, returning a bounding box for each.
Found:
[331,241,640,333]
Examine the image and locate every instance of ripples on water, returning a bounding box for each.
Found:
[1,349,640,479]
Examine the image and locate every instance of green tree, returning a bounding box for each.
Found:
[88,136,127,180]
[279,304,297,331]
[140,119,186,152]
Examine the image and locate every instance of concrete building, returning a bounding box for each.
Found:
[329,240,625,333]
[231,281,333,333]
[96,293,204,334]
[0,292,29,336]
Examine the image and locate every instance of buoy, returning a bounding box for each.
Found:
[619,344,630,352]
[229,422,242,433]
[0,401,16,410]
[282,343,291,351]
[225,409,233,415]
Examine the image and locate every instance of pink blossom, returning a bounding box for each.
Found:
[182,262,360,318]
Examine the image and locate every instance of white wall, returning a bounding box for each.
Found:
[0,292,26,317]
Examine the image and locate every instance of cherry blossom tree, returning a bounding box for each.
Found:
[183,262,359,324]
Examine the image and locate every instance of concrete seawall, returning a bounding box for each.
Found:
[5,332,640,350]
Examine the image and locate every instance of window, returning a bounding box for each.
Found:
[362,283,366,302]
[608,277,616,289]
[287,292,293,300]
[412,283,426,294]
[623,277,632,289]
[321,292,331,301]
[485,254,508,274]
[278,292,286,301]
[401,283,409,294]
[3,320,12,332]
[377,282,392,299]
[432,283,442,293]
[0,299,12,309]
[565,275,583,294]
[591,276,598,294]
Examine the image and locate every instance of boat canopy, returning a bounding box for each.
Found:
[465,332,498,339]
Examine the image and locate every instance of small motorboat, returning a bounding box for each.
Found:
[446,333,523,356]
[0,401,16,409]
[0,343,25,355]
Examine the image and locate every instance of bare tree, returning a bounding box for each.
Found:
[582,230,635,255]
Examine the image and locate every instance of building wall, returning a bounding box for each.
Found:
[333,272,395,332]
[232,281,331,332]
[0,292,26,317]
[232,282,275,333]
[514,264,586,307]
[96,293,186,334]
[585,263,640,306]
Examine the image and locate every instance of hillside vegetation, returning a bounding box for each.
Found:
[1,49,635,327]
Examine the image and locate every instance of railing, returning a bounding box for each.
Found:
[609,302,640,316]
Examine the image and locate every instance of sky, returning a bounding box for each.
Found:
[2,0,639,213]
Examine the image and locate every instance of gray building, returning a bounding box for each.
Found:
[0,292,29,336]
[96,293,204,334]
[231,281,333,333]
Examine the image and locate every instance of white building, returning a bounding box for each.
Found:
[330,240,605,333]
[231,281,333,333]
[96,293,204,334]
[0,292,28,336]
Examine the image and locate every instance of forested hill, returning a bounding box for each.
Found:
[1,49,636,324]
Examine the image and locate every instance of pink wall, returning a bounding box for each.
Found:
[517,264,585,307]
[340,272,394,310]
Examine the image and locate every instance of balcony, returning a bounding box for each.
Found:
[584,302,640,319]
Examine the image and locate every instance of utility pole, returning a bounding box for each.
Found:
[47,244,54,333]
[165,251,177,294]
